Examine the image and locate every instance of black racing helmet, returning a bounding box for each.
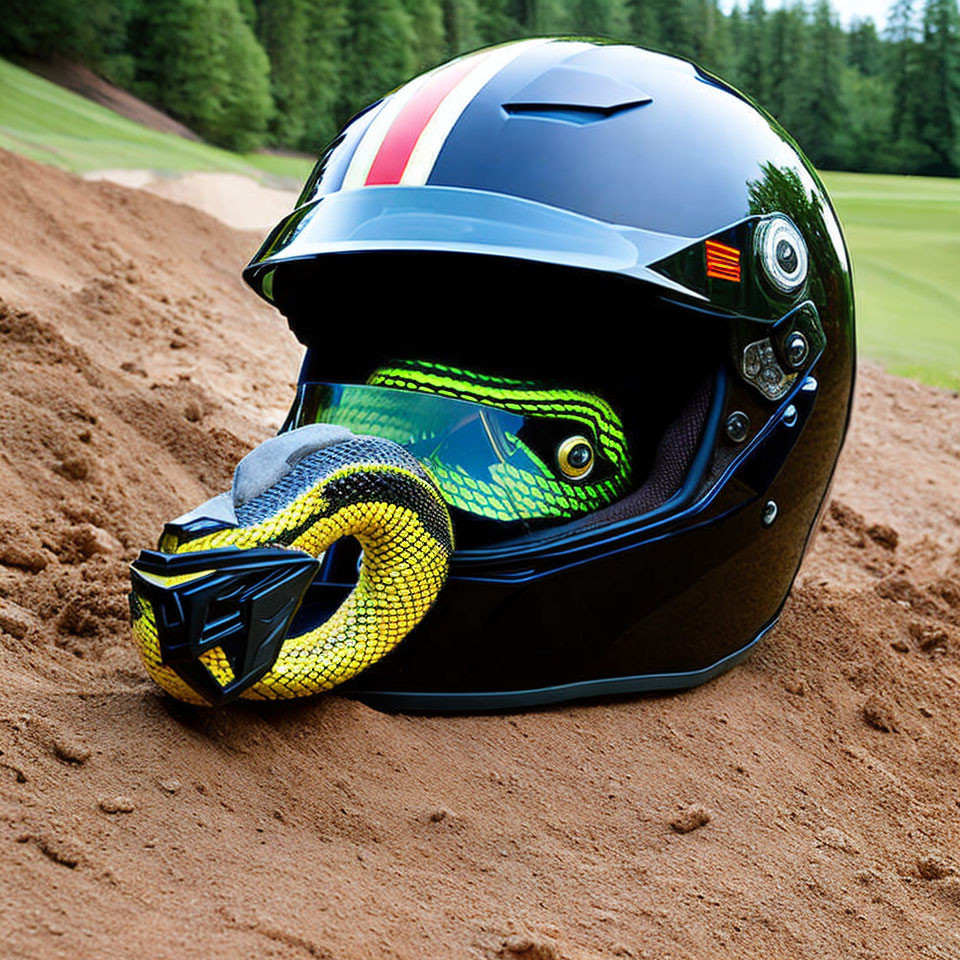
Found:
[235,38,854,709]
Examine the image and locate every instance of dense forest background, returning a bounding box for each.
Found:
[2,0,959,176]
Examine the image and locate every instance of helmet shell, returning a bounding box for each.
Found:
[243,39,855,708]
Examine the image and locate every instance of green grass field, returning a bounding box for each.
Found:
[1,55,957,390]
[822,170,960,391]
[0,57,312,184]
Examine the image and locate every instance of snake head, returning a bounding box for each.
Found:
[129,426,454,705]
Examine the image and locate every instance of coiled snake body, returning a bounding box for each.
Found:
[130,363,630,704]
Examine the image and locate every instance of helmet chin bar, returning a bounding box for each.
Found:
[128,428,455,706]
[130,544,320,705]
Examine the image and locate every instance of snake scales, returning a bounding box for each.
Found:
[130,362,630,704]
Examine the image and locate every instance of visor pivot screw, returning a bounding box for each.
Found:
[783,404,798,428]
[725,411,750,443]
[784,332,809,368]
[762,500,779,527]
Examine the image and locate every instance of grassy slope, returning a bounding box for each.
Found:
[0,56,312,184]
[822,170,960,391]
[1,54,957,389]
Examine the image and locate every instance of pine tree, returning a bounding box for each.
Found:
[627,0,661,47]
[915,0,960,172]
[237,0,258,29]
[509,0,569,33]
[403,0,447,69]
[836,65,895,170]
[476,0,523,43]
[655,0,695,58]
[340,0,416,120]
[765,2,807,128]
[792,0,847,167]
[736,0,770,106]
[847,16,883,75]
[569,0,631,38]
[219,5,276,149]
[688,0,732,75]
[258,0,310,146]
[131,0,274,151]
[886,0,921,141]
[727,4,745,70]
[300,0,348,151]
[443,0,480,53]
[0,0,135,83]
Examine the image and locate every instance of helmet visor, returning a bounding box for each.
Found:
[283,382,630,531]
[244,185,705,303]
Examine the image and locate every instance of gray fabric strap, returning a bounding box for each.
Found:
[171,424,356,527]
[232,424,355,508]
[172,491,239,527]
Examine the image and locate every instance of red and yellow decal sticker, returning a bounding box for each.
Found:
[705,239,741,282]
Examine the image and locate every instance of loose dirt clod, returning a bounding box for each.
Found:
[52,736,91,765]
[862,696,898,732]
[74,524,121,559]
[17,831,82,868]
[500,934,562,959]
[0,542,48,573]
[866,523,899,550]
[98,795,135,814]
[670,804,712,834]
[784,676,806,695]
[55,456,91,481]
[909,622,949,652]
[0,600,38,638]
[816,827,859,854]
[918,855,952,880]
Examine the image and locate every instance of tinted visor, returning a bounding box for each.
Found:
[283,382,629,530]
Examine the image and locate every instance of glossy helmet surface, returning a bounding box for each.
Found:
[243,38,855,709]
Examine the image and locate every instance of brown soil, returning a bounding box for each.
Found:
[83,170,300,231]
[21,55,203,141]
[1,148,959,960]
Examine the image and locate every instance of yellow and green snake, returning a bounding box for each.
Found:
[130,362,630,704]
[365,360,630,522]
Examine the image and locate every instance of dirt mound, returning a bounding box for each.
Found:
[83,170,300,231]
[1,147,959,959]
[21,55,203,141]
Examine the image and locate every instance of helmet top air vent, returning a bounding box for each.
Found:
[503,65,653,123]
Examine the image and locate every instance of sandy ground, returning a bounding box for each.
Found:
[1,148,959,959]
[83,169,300,231]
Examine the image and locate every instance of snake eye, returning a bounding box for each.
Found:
[756,216,807,294]
[557,436,594,480]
